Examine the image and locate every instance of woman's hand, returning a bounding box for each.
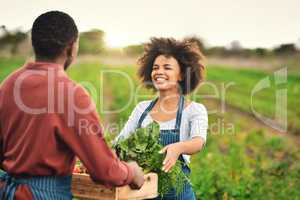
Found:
[159,143,183,173]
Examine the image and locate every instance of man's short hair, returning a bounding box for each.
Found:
[31,11,78,59]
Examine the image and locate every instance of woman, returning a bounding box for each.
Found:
[115,37,208,199]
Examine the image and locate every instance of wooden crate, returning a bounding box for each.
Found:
[72,173,158,200]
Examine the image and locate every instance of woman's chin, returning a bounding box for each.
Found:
[154,85,177,93]
[154,83,168,91]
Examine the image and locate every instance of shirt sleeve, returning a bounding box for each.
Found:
[0,124,3,170]
[189,103,208,143]
[56,82,134,188]
[0,88,3,168]
[113,102,145,144]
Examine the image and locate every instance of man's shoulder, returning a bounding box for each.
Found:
[58,75,85,91]
[0,66,26,89]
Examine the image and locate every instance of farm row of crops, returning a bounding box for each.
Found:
[1,58,299,199]
[93,65,300,199]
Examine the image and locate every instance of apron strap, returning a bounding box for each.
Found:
[137,96,185,129]
[137,98,158,128]
[175,95,185,131]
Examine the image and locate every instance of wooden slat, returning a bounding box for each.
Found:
[72,173,116,200]
[71,173,158,200]
[117,173,158,200]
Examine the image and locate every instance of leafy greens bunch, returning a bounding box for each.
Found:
[113,123,189,196]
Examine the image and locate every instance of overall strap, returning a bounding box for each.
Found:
[175,95,185,130]
[137,96,184,130]
[137,98,158,128]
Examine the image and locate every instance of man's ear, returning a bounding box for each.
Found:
[68,37,79,58]
[66,42,74,57]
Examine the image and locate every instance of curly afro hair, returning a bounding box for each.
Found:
[138,37,205,95]
[31,11,78,59]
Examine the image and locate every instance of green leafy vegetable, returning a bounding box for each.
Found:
[113,123,189,196]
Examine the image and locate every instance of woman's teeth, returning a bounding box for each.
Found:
[156,78,166,81]
[155,76,167,81]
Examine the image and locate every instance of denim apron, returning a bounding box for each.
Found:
[0,171,73,200]
[137,96,196,200]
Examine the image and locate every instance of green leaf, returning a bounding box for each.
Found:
[113,122,188,196]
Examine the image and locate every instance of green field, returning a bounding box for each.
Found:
[1,58,300,199]
[94,64,300,200]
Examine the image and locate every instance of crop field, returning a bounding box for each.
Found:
[1,58,300,199]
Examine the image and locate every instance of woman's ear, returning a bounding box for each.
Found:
[178,72,183,81]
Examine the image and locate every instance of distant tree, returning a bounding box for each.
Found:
[206,46,227,57]
[254,48,268,57]
[241,48,254,58]
[230,40,242,51]
[226,40,247,57]
[123,44,143,56]
[294,38,300,51]
[79,29,105,55]
[0,26,28,55]
[273,43,297,56]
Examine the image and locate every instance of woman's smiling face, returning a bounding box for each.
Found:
[151,55,182,92]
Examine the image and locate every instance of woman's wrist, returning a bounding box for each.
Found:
[174,142,185,155]
[175,138,203,155]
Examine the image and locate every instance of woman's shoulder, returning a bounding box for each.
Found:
[133,100,152,113]
[185,101,208,116]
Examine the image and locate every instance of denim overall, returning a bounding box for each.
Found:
[137,96,196,200]
[0,171,73,200]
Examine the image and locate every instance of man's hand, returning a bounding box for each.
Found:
[127,161,145,189]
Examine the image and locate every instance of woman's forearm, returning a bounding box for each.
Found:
[177,137,205,155]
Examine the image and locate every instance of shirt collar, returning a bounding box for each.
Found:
[24,62,64,71]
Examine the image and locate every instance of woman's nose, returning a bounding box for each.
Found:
[156,67,165,74]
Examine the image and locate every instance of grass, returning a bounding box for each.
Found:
[1,58,300,199]
[0,57,25,83]
[87,65,300,199]
[199,65,300,134]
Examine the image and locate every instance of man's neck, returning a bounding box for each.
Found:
[35,56,65,66]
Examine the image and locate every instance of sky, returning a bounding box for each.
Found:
[1,0,300,48]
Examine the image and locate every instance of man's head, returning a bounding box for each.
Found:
[31,11,79,69]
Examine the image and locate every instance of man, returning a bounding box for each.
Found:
[0,11,144,199]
